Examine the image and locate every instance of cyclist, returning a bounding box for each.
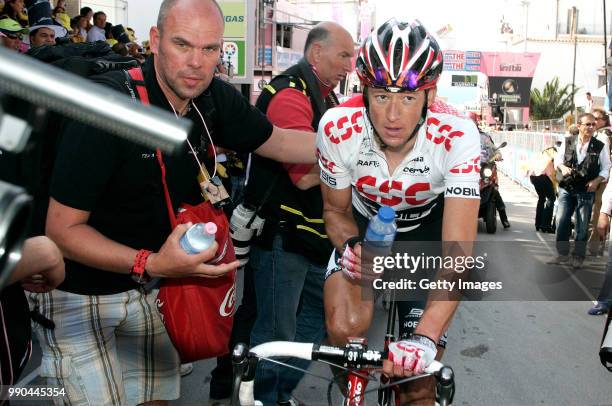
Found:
[317,19,480,404]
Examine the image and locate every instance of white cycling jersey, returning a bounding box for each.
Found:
[316,95,481,233]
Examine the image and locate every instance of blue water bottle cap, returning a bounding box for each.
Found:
[378,206,396,223]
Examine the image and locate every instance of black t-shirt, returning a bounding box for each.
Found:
[0,284,32,389]
[51,57,273,295]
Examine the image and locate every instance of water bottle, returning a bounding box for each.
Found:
[364,205,397,253]
[180,222,217,254]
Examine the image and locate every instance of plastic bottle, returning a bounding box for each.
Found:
[364,205,397,252]
[180,222,217,254]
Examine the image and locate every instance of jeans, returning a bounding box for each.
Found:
[530,175,556,229]
[555,187,595,258]
[209,262,257,400]
[250,235,327,405]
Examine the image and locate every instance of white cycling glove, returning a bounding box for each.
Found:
[388,335,437,375]
[338,237,361,280]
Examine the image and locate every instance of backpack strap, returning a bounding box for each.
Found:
[126,67,178,229]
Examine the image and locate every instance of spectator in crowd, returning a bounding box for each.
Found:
[0,0,28,28]
[104,21,112,39]
[52,4,71,32]
[79,5,93,31]
[86,10,106,42]
[35,0,320,404]
[111,23,144,63]
[550,113,611,268]
[588,107,612,256]
[588,181,612,315]
[528,144,558,233]
[27,1,67,48]
[69,15,86,43]
[246,21,353,406]
[586,91,594,113]
[111,41,128,56]
[0,16,27,51]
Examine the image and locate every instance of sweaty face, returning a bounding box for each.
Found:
[314,31,354,87]
[367,88,435,152]
[150,2,224,105]
[30,27,56,47]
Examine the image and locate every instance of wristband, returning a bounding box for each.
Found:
[131,249,152,285]
[409,334,438,351]
[342,236,361,254]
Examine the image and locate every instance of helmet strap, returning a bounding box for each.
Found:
[363,87,430,150]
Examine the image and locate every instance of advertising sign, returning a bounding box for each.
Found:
[443,50,482,72]
[488,76,534,107]
[451,75,478,87]
[479,52,540,78]
[218,0,254,83]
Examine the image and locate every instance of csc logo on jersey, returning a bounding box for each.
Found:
[426,117,465,151]
[316,148,337,174]
[323,111,364,144]
[355,176,430,206]
[449,156,481,174]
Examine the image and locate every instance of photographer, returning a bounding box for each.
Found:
[549,113,611,269]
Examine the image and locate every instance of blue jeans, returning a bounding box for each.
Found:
[250,235,327,405]
[555,187,595,258]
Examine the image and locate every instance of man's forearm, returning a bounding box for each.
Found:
[324,209,360,252]
[414,301,460,343]
[256,127,316,164]
[50,223,137,274]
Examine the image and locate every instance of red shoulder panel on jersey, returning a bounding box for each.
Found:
[340,94,365,108]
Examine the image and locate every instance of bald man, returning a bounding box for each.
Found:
[35,0,324,404]
[240,21,354,406]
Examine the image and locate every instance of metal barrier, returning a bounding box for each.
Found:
[489,131,565,192]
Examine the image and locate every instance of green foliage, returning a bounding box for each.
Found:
[529,77,577,120]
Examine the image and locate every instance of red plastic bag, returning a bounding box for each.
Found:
[157,202,237,362]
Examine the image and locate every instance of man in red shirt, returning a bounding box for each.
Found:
[244,22,354,406]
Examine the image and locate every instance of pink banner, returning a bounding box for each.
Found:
[479,52,540,78]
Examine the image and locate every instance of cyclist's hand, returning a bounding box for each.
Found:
[384,335,437,376]
[339,241,362,280]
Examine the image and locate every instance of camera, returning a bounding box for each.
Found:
[229,203,265,267]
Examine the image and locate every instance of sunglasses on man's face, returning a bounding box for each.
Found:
[580,122,596,127]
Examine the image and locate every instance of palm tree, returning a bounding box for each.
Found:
[530,77,577,120]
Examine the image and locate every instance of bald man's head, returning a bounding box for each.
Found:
[157,0,224,34]
[304,22,354,87]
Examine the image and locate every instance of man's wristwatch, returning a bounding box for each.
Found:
[130,249,152,284]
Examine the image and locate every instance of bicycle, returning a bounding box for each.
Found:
[229,338,455,406]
